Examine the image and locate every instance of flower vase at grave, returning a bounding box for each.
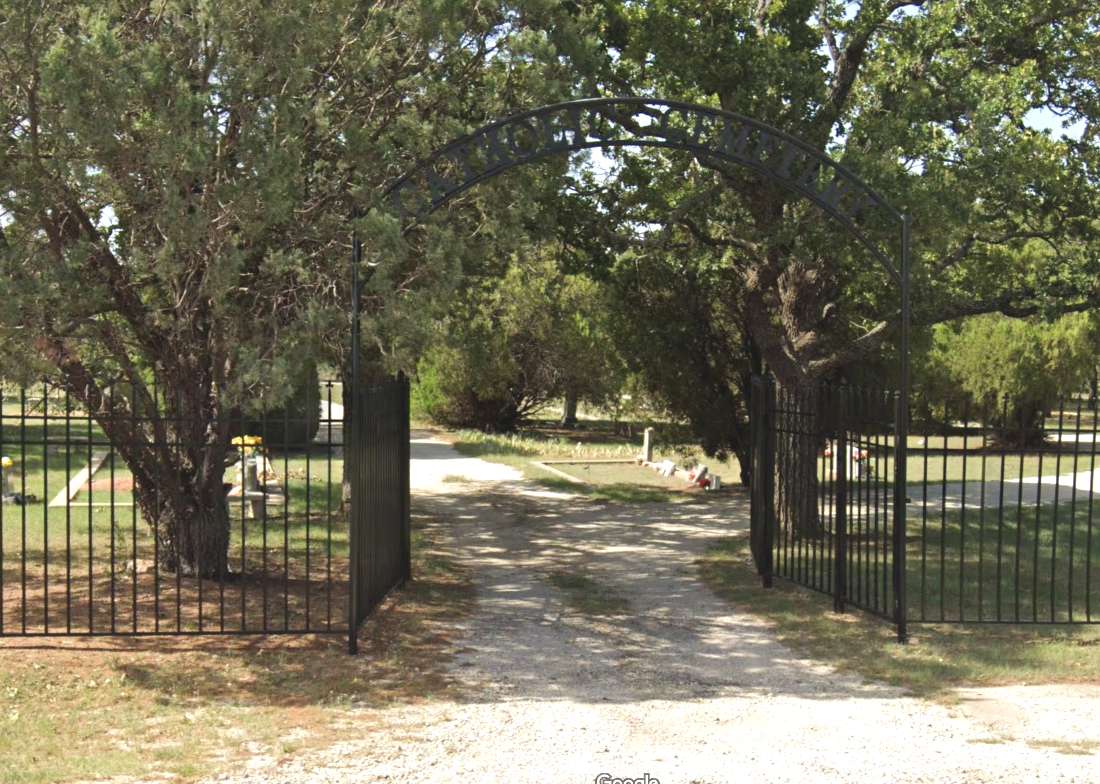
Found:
[243,454,260,492]
[1,456,14,499]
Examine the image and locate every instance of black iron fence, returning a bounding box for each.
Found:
[0,378,410,648]
[347,376,411,654]
[750,375,1100,636]
[908,395,1100,625]
[750,376,905,635]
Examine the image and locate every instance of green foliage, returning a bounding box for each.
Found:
[0,0,597,566]
[231,361,321,447]
[604,248,752,476]
[413,250,624,431]
[3,0,1100,514]
[578,0,1100,394]
[918,313,1097,442]
[412,330,521,431]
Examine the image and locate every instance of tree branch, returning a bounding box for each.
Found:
[812,1,929,142]
[817,0,840,68]
[677,216,762,256]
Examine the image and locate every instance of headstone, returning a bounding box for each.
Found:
[642,427,654,462]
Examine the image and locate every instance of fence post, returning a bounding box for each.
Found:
[347,235,362,655]
[750,377,763,578]
[834,389,848,613]
[893,213,911,644]
[400,373,412,584]
[761,376,776,588]
[893,391,909,643]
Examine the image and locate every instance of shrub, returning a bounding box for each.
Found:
[231,360,321,447]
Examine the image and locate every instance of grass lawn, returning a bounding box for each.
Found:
[910,502,1100,624]
[441,413,1100,505]
[0,400,474,784]
[2,413,349,634]
[771,501,1100,625]
[904,451,1099,488]
[699,537,1100,698]
[0,514,473,784]
[445,420,742,503]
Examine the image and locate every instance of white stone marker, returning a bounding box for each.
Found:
[642,427,654,462]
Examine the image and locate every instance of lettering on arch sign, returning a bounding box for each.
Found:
[380,98,900,276]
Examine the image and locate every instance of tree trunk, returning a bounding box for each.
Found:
[38,312,237,579]
[775,386,825,539]
[136,475,231,577]
[122,414,234,578]
[733,437,752,487]
[742,284,828,537]
[997,401,1046,449]
[560,390,579,428]
[734,336,762,488]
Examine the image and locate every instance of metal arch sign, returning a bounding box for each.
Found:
[377,97,905,281]
[357,97,913,644]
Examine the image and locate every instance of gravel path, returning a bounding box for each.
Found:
[211,435,1100,784]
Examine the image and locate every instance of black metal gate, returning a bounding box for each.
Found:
[750,374,908,639]
[752,373,1100,635]
[370,97,914,640]
[346,376,411,653]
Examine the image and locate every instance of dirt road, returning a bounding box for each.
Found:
[210,434,1100,784]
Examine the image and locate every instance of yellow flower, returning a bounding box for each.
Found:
[231,435,264,447]
[231,435,264,454]
[0,456,12,470]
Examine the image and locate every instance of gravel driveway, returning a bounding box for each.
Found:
[908,467,1100,510]
[210,434,1100,784]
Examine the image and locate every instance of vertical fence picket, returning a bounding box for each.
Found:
[283,404,291,632]
[305,386,313,630]
[920,406,929,622]
[238,404,247,632]
[893,390,907,640]
[871,390,881,614]
[745,375,1100,634]
[977,404,987,621]
[0,382,355,641]
[1032,419,1044,623]
[87,394,94,633]
[939,401,948,622]
[1050,405,1065,621]
[152,379,160,634]
[65,389,72,632]
[1015,403,1026,623]
[1069,397,1083,621]
[20,388,27,633]
[42,383,49,633]
[835,401,848,613]
[1086,398,1095,624]
[1088,400,1098,622]
[995,397,1008,622]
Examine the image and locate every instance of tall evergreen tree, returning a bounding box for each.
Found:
[0,0,592,574]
